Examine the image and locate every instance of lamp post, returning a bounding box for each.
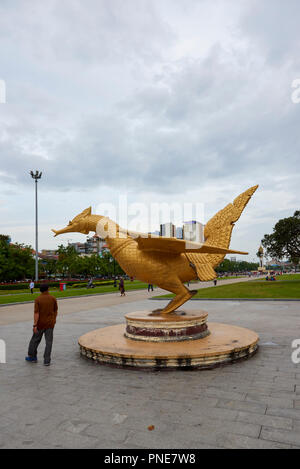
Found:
[30,170,42,281]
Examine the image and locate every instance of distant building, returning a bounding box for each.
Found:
[268,258,293,269]
[176,227,183,239]
[149,230,160,237]
[230,257,237,263]
[183,221,205,243]
[86,235,105,255]
[160,223,176,238]
[41,249,58,260]
[68,242,86,255]
[68,235,106,256]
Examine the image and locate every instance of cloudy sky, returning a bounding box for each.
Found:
[0,0,299,262]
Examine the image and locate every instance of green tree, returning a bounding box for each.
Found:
[56,245,79,278]
[290,256,300,272]
[0,235,35,281]
[41,258,58,278]
[55,244,125,278]
[215,258,258,274]
[101,251,124,277]
[262,211,300,260]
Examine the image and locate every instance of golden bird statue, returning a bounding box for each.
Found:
[52,185,258,314]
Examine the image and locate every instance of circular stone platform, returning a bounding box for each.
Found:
[124,310,209,342]
[78,320,259,370]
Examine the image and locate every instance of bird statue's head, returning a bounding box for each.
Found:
[52,207,99,237]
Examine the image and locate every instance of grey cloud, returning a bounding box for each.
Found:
[0,0,175,66]
[241,0,300,65]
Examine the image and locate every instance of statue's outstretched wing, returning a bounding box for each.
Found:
[186,185,259,280]
[135,236,248,256]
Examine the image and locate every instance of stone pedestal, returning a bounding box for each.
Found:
[124,310,209,342]
[78,310,259,370]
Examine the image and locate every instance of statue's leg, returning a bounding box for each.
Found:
[153,279,197,314]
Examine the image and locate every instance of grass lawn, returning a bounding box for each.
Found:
[156,274,300,300]
[0,280,149,305]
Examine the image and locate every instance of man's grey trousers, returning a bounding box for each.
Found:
[28,329,54,364]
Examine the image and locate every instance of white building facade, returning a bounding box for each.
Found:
[160,223,176,238]
[183,221,205,243]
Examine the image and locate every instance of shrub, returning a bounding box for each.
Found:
[0,280,87,290]
[71,281,115,288]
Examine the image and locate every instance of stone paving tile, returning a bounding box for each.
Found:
[124,420,245,449]
[122,421,261,449]
[270,391,298,399]
[266,407,300,420]
[151,394,219,407]
[0,398,54,424]
[38,430,100,449]
[256,370,296,379]
[236,411,293,430]
[2,414,67,441]
[261,427,300,447]
[245,393,294,409]
[0,416,15,430]
[292,420,300,431]
[201,387,247,401]
[0,433,50,449]
[125,431,216,449]
[216,433,292,449]
[216,398,267,414]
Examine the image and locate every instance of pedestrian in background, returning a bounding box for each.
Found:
[119,277,125,296]
[29,279,34,294]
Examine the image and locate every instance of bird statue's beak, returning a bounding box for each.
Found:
[51,228,70,237]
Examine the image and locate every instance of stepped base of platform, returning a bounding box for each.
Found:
[78,311,259,370]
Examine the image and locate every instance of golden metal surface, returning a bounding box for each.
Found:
[52,185,258,314]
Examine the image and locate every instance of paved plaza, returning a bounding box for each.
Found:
[1,287,300,449]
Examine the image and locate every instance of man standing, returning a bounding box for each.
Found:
[25,284,58,366]
[29,279,34,294]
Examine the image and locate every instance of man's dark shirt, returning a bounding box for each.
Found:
[34,292,58,330]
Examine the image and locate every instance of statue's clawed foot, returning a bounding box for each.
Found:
[150,309,164,316]
[159,289,198,315]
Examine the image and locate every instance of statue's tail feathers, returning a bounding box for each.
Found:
[232,184,259,225]
[204,185,259,249]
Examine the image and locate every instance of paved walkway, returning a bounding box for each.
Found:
[1,278,299,449]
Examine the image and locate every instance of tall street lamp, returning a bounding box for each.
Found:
[30,170,42,281]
